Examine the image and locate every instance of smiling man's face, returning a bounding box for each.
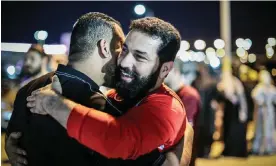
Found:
[115,30,162,99]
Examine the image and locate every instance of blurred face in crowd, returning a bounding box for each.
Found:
[115,30,162,99]
[101,24,125,87]
[23,51,44,76]
[181,62,197,86]
[165,61,197,87]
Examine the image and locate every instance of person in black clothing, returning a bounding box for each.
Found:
[213,76,248,158]
[5,12,180,166]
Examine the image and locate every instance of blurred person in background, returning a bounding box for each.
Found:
[1,78,18,129]
[212,61,248,158]
[165,58,201,166]
[1,79,18,111]
[20,44,49,87]
[192,63,217,158]
[251,70,276,155]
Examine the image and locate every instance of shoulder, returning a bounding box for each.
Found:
[23,72,55,95]
[143,84,185,112]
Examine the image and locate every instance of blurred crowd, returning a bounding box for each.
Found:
[2,41,276,164]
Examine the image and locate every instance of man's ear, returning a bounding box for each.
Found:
[98,39,111,59]
[159,61,174,79]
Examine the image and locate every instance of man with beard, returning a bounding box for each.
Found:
[6,13,183,166]
[165,58,201,166]
[27,17,187,164]
[20,44,49,87]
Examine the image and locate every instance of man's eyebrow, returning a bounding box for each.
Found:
[134,50,149,59]
[134,50,147,55]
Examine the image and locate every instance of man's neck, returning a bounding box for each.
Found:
[149,77,170,93]
[68,61,101,86]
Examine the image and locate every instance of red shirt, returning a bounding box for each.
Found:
[176,85,200,128]
[67,84,186,160]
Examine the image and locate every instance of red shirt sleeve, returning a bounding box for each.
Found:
[67,94,186,160]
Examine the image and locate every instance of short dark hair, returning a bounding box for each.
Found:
[69,12,121,62]
[130,17,181,63]
[27,44,47,58]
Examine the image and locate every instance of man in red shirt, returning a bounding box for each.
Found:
[27,17,189,164]
[165,59,201,166]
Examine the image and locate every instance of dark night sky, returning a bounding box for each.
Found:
[2,1,276,54]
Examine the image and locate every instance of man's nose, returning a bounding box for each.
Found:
[119,53,134,69]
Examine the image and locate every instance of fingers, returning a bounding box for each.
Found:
[11,155,28,165]
[26,95,36,102]
[30,108,35,113]
[52,75,62,94]
[31,89,40,96]
[30,108,47,115]
[15,148,27,156]
[12,162,25,166]
[52,75,59,82]
[9,132,22,140]
[27,102,35,108]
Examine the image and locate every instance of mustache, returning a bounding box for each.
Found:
[117,66,138,78]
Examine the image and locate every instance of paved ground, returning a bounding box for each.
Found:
[2,133,276,166]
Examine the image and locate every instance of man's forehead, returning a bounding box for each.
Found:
[125,30,162,51]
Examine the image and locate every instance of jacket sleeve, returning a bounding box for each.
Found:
[67,96,186,160]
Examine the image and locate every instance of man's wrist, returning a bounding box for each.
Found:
[45,96,77,128]
[63,98,78,111]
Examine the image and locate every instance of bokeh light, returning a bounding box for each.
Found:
[194,40,206,50]
[214,39,225,49]
[248,53,256,63]
[134,4,146,15]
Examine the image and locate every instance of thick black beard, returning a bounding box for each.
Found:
[115,66,160,101]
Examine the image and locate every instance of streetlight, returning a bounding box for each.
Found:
[34,30,48,44]
[37,31,48,40]
[134,4,146,15]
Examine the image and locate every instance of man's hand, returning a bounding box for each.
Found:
[26,75,63,115]
[26,75,77,128]
[5,132,28,166]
